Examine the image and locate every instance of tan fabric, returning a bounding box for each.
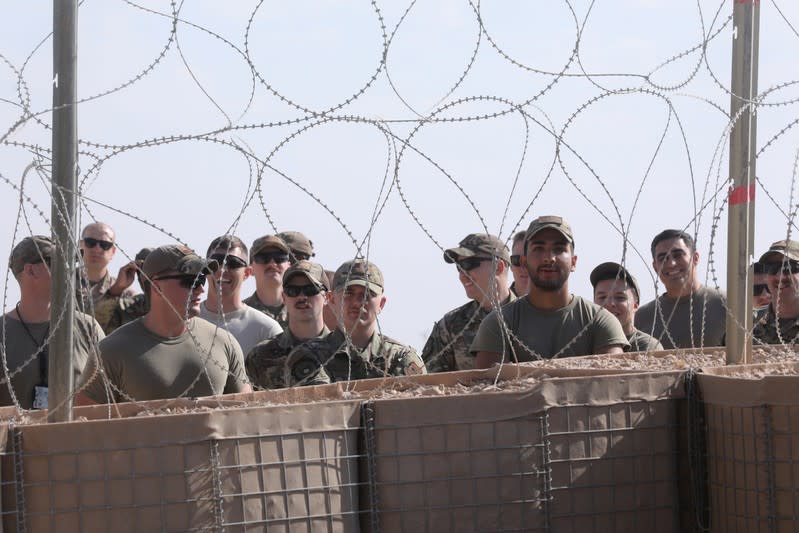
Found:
[635,286,726,349]
[471,295,629,360]
[0,311,103,408]
[81,317,248,403]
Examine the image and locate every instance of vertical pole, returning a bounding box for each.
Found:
[726,0,759,365]
[49,0,78,422]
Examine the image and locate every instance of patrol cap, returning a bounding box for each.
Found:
[9,235,54,276]
[759,240,799,264]
[525,215,575,246]
[590,262,641,304]
[332,259,384,295]
[283,260,329,290]
[134,247,154,263]
[277,231,314,258]
[444,234,510,263]
[142,245,218,278]
[250,235,289,261]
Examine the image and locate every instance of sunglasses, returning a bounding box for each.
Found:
[291,253,311,263]
[510,254,522,267]
[208,253,247,270]
[763,261,799,276]
[82,237,114,251]
[753,283,770,295]
[456,257,492,272]
[253,252,290,265]
[283,284,322,297]
[153,273,207,290]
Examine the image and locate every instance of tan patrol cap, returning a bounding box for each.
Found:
[525,215,575,246]
[759,240,799,263]
[277,231,314,258]
[332,259,384,295]
[283,260,329,290]
[444,234,510,263]
[142,245,218,278]
[250,235,289,261]
[590,262,641,303]
[9,235,54,276]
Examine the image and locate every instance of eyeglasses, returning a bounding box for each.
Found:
[208,253,247,270]
[753,283,770,295]
[456,257,491,272]
[82,237,114,251]
[152,273,207,290]
[253,252,290,265]
[283,284,322,297]
[763,261,799,276]
[510,254,521,267]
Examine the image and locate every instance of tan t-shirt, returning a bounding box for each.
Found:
[81,317,248,404]
[0,311,104,409]
[471,295,629,361]
[634,286,727,349]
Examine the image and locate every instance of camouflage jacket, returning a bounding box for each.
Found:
[753,307,799,345]
[94,293,149,335]
[422,293,516,373]
[76,270,135,332]
[243,292,288,330]
[244,328,336,390]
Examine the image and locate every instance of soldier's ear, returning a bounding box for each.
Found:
[377,295,387,313]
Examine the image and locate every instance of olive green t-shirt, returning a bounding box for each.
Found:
[634,286,726,349]
[82,317,248,404]
[471,295,629,361]
[627,328,664,352]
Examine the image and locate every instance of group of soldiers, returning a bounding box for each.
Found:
[2,215,797,409]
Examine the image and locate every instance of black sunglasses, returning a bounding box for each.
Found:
[253,252,290,265]
[209,253,247,270]
[763,261,799,276]
[753,283,770,295]
[291,253,311,264]
[510,254,522,267]
[283,284,322,297]
[82,237,114,251]
[456,257,492,272]
[153,273,207,290]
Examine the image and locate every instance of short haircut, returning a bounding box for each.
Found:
[650,229,695,258]
[512,231,526,246]
[753,262,766,274]
[592,270,638,303]
[207,235,248,257]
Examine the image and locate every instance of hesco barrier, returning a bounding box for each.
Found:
[699,362,799,533]
[0,364,692,532]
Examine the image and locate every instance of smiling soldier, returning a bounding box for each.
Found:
[753,240,799,345]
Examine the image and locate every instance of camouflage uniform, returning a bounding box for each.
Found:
[422,294,516,373]
[96,293,149,335]
[76,270,135,333]
[243,292,288,330]
[753,308,799,345]
[245,328,336,390]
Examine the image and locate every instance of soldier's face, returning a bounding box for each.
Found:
[510,239,529,295]
[652,237,699,294]
[80,225,115,270]
[208,247,250,300]
[284,276,326,325]
[331,285,386,333]
[251,246,290,289]
[523,229,576,292]
[753,272,772,310]
[593,279,637,333]
[457,258,496,302]
[764,255,799,311]
[152,270,205,319]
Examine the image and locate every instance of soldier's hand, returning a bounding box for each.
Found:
[109,262,137,296]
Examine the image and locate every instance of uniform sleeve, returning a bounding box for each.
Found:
[593,308,631,352]
[223,333,249,393]
[421,320,456,372]
[390,346,427,376]
[469,310,508,356]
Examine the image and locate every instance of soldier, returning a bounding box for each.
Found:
[590,262,663,352]
[421,233,515,373]
[753,261,772,312]
[634,229,727,349]
[277,230,314,263]
[2,236,104,409]
[199,236,282,354]
[753,240,799,345]
[243,235,292,328]
[316,259,426,382]
[474,216,628,366]
[245,261,337,389]
[77,245,251,404]
[94,247,153,334]
[509,230,529,297]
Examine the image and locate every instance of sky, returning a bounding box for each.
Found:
[1,1,798,349]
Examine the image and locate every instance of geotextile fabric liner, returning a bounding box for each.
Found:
[699,362,799,533]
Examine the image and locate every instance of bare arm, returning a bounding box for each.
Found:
[475,350,503,369]
[596,344,625,355]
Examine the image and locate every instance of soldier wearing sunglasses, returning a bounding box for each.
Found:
[199,235,282,355]
[243,235,293,328]
[77,245,251,405]
[93,247,154,334]
[1,236,105,409]
[509,230,529,297]
[753,240,799,345]
[421,233,515,373]
[245,261,338,389]
[752,261,772,312]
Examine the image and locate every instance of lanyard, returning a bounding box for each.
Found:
[15,303,49,387]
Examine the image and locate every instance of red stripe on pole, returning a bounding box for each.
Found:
[729,183,755,205]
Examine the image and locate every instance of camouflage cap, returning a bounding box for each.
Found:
[250,235,289,261]
[759,240,799,264]
[590,262,641,303]
[283,260,329,290]
[332,259,384,295]
[142,245,218,278]
[444,234,510,263]
[9,235,54,276]
[134,247,154,263]
[277,231,314,258]
[525,215,575,246]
